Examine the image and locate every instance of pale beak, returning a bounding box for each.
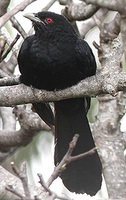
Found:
[23,13,42,23]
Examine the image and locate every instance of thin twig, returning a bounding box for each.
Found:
[10,16,27,39]
[68,147,97,162]
[38,173,52,195]
[93,41,103,53]
[42,0,57,11]
[0,27,19,58]
[0,34,20,62]
[46,134,97,187]
[6,184,25,199]
[21,162,27,174]
[11,162,31,198]
[37,173,71,200]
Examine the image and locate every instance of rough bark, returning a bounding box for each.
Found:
[93,94,126,198]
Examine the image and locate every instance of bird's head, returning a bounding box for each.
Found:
[23,11,75,37]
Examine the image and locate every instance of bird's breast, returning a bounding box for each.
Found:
[21,38,83,90]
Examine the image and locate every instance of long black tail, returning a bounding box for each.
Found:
[54,98,102,196]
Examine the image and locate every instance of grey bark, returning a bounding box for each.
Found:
[93,94,126,198]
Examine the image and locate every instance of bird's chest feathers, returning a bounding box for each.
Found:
[31,37,76,69]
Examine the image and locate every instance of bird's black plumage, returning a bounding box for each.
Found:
[18,11,102,195]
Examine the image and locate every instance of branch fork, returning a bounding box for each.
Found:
[5,134,97,200]
[46,134,97,187]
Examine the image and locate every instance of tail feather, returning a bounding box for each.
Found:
[54,98,102,195]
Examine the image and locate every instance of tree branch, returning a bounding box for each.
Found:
[38,173,70,200]
[0,105,50,152]
[0,70,126,106]
[3,135,97,200]
[62,2,99,21]
[0,0,37,28]
[0,75,20,85]
[89,3,126,197]
[0,107,16,130]
[10,16,27,39]
[0,165,46,200]
[83,0,123,12]
[9,162,31,198]
[0,0,11,16]
[42,0,57,11]
[46,134,97,187]
[0,34,20,63]
[80,8,108,38]
[0,28,123,106]
[93,94,126,198]
[100,13,121,43]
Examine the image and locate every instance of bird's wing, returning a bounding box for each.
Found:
[32,103,55,127]
[18,36,32,77]
[75,39,96,112]
[75,38,96,77]
[18,37,55,128]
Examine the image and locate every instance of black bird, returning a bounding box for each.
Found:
[18,11,102,196]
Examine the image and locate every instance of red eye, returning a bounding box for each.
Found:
[46,18,53,24]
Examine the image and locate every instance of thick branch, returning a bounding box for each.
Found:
[92,5,126,198]
[100,13,121,43]
[0,165,48,200]
[93,94,126,198]
[120,15,126,59]
[0,107,16,130]
[62,2,99,21]
[0,30,123,106]
[0,105,50,152]
[80,8,108,38]
[83,0,124,12]
[0,71,126,107]
[0,0,10,16]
